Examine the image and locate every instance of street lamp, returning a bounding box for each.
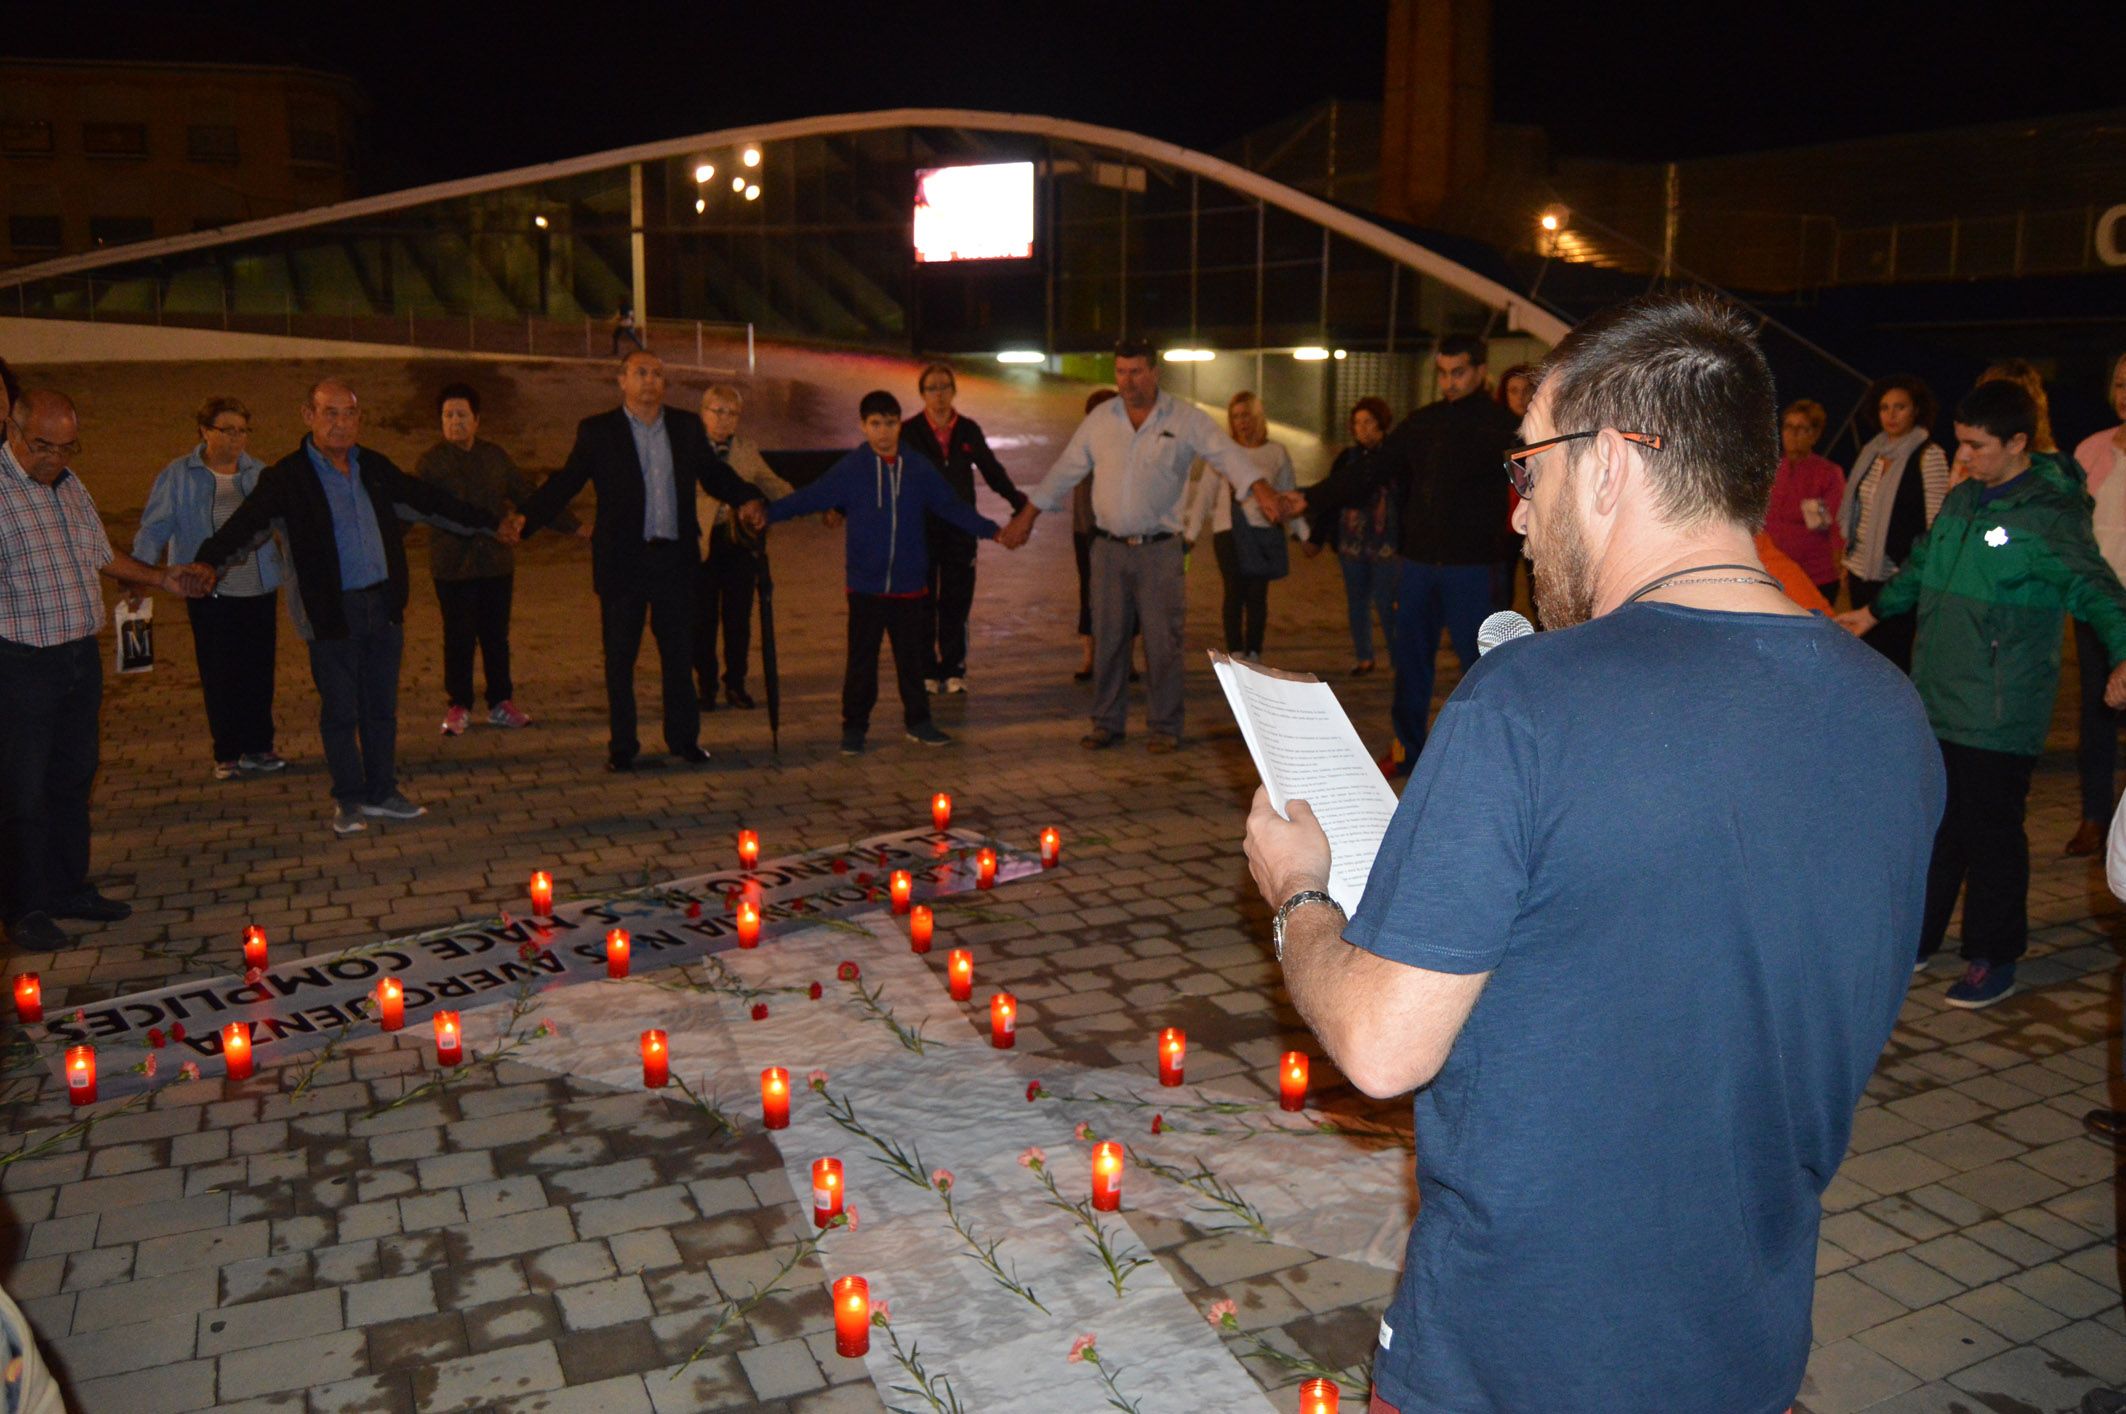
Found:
[742,146,761,168]
[694,162,715,184]
[743,184,760,202]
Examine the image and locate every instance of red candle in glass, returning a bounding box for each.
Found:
[1091,1140,1123,1211]
[222,1023,253,1081]
[975,847,997,888]
[736,900,761,948]
[375,977,404,1031]
[889,870,912,914]
[832,1275,870,1357]
[1279,1051,1309,1112]
[434,1011,463,1067]
[931,792,952,832]
[812,1157,844,1227]
[990,992,1017,1049]
[529,870,554,919]
[1040,826,1061,868]
[908,904,933,953]
[737,828,760,871]
[242,924,268,971]
[761,1066,790,1129]
[65,1044,96,1106]
[947,949,972,1002]
[606,927,632,978]
[641,1029,669,1088]
[1298,1378,1339,1414]
[13,974,41,1025]
[1158,1027,1185,1087]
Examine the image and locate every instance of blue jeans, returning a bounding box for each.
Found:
[305,586,403,806]
[1389,559,1491,761]
[1339,554,1397,664]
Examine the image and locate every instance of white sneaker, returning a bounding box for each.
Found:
[944,677,967,695]
[332,805,368,836]
[923,678,941,694]
[441,705,470,736]
[361,794,428,820]
[213,760,241,781]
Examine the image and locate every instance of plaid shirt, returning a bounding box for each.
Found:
[0,440,114,647]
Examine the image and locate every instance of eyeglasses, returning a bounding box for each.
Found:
[1503,429,1663,496]
[920,383,954,394]
[7,417,80,459]
[207,423,251,436]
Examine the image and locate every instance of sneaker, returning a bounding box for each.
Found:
[5,911,69,952]
[488,700,531,729]
[441,705,470,736]
[361,793,428,821]
[840,730,866,757]
[332,805,368,836]
[213,760,241,781]
[1944,961,2017,1009]
[905,722,953,747]
[943,677,967,695]
[239,751,286,772]
[922,678,941,694]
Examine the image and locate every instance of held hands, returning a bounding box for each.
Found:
[997,504,1038,550]
[1302,540,1323,559]
[1244,786,1332,912]
[167,563,217,597]
[495,514,525,546]
[737,500,769,535]
[1278,490,1308,521]
[574,522,595,541]
[823,509,844,529]
[1832,607,1876,637]
[2107,661,2126,711]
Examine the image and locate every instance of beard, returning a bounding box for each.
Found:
[1531,477,1598,629]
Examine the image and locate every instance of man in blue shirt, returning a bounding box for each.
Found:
[1245,294,1942,1413]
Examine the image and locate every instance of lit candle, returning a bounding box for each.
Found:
[908,904,933,954]
[222,1023,253,1081]
[434,1010,463,1067]
[529,870,553,919]
[1279,1051,1309,1112]
[737,828,760,870]
[606,927,632,978]
[889,870,913,914]
[761,1066,790,1129]
[990,992,1017,1049]
[65,1044,96,1106]
[1158,1027,1185,1087]
[947,949,973,1002]
[811,1157,844,1228]
[12,973,41,1025]
[832,1275,870,1358]
[242,924,268,971]
[375,977,404,1031]
[1298,1378,1339,1413]
[931,792,952,832]
[976,847,997,889]
[1040,826,1061,868]
[641,1029,669,1088]
[736,900,761,948]
[1091,1140,1123,1211]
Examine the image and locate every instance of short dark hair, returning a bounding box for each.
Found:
[1438,334,1488,366]
[859,390,901,421]
[1084,388,1119,415]
[1954,380,2037,448]
[1350,396,1392,435]
[196,395,252,429]
[436,382,480,417]
[1535,291,1778,528]
[1113,337,1157,365]
[1866,374,1937,436]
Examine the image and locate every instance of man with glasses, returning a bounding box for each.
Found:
[692,382,793,711]
[2,390,211,952]
[1245,294,1943,1413]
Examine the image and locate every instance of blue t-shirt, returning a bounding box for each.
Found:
[1347,603,1943,1414]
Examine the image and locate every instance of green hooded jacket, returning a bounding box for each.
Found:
[1876,457,2126,756]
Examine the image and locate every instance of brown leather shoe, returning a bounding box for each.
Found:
[2087,1109,2126,1145]
[2064,820,2105,856]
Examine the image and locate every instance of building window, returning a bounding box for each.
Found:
[289,127,337,166]
[88,216,155,248]
[1,121,54,155]
[186,124,239,164]
[8,215,63,251]
[81,122,148,157]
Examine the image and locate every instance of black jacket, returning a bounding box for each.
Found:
[516,406,763,596]
[194,440,497,640]
[898,413,1028,517]
[1304,443,1391,550]
[1380,393,1521,565]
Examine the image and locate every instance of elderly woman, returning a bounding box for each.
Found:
[1303,397,1398,673]
[1183,391,1299,661]
[1765,399,1847,605]
[1837,375,1949,671]
[2066,351,2126,855]
[134,396,286,779]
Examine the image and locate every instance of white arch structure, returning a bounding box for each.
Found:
[0,107,1569,344]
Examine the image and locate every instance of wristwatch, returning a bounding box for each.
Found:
[1272,889,1344,962]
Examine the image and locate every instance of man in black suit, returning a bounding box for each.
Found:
[517,352,767,770]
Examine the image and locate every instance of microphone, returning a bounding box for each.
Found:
[1477,610,1534,656]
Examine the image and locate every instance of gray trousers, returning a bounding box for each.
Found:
[1090,535,1186,739]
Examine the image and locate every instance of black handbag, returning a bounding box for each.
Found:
[1229,493,1289,581]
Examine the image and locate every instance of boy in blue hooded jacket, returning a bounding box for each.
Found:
[767,391,1003,753]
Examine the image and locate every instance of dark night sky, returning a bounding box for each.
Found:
[6,1,2120,189]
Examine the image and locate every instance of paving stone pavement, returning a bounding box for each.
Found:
[1,354,2121,1412]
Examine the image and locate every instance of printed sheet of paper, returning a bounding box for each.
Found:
[1211,651,1399,915]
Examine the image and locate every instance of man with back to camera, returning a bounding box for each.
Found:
[998,338,1297,752]
[1244,294,1945,1412]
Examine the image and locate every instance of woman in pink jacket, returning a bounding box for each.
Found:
[1764,399,1846,605]
[2068,351,2126,855]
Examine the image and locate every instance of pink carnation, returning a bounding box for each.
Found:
[872,1297,891,1326]
[931,1168,954,1192]
[141,1053,158,1078]
[1073,1122,1092,1141]
[807,1069,829,1090]
[177,1060,201,1081]
[1017,1145,1046,1170]
[1067,1333,1097,1363]
[844,1204,859,1233]
[1206,1298,1238,1328]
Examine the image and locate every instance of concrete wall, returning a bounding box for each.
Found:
[0,317,433,365]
